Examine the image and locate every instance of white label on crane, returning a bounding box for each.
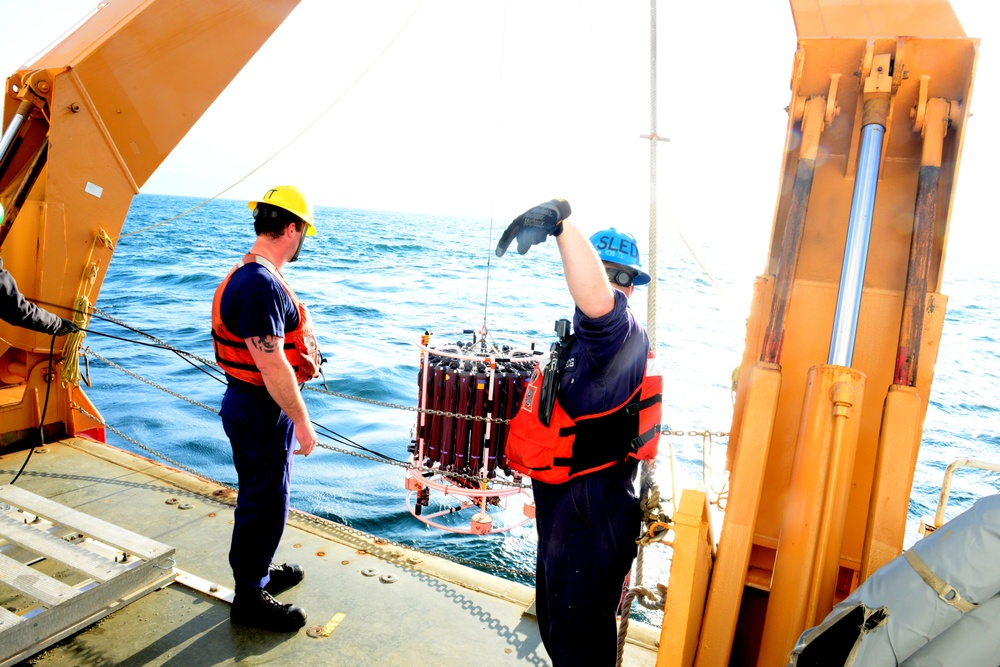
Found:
[85,182,104,198]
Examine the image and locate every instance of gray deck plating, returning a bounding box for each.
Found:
[0,438,659,666]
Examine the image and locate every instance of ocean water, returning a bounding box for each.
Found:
[84,193,1000,624]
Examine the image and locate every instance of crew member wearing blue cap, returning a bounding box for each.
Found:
[496,200,661,666]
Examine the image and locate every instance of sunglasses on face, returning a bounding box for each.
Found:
[605,267,634,287]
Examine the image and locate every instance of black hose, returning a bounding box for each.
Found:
[9,333,56,484]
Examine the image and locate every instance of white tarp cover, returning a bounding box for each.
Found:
[901,595,1000,666]
[788,494,1000,666]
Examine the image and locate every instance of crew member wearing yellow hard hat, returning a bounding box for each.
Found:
[210,185,321,633]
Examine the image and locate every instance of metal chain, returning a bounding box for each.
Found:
[82,341,725,492]
[662,429,729,438]
[73,403,222,483]
[81,350,531,489]
[304,384,512,423]
[78,315,731,592]
[92,306,218,368]
[84,347,221,413]
[91,306,731,434]
[69,402,535,581]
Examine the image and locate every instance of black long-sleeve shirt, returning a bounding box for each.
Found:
[0,257,62,335]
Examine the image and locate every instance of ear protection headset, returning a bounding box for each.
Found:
[605,267,635,287]
[252,205,281,221]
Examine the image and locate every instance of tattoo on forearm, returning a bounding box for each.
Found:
[251,335,278,353]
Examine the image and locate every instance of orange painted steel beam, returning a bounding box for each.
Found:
[757,366,866,666]
[789,0,965,39]
[859,384,922,579]
[694,363,781,667]
[658,488,713,667]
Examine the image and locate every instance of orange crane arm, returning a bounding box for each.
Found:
[0,0,299,442]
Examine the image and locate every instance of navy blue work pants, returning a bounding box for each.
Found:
[221,381,296,591]
[531,460,641,667]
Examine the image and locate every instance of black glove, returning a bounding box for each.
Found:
[54,318,79,337]
[495,199,572,257]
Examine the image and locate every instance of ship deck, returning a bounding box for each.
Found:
[0,437,659,666]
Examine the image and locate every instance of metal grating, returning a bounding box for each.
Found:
[0,485,176,667]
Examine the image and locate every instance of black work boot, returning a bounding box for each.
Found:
[264,562,305,594]
[231,587,307,632]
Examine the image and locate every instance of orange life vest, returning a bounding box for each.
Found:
[211,254,320,385]
[505,355,662,484]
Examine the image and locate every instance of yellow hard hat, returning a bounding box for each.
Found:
[248,185,316,236]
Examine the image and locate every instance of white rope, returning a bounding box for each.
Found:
[646,0,659,352]
[619,3,662,664]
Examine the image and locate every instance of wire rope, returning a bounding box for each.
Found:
[481,4,509,331]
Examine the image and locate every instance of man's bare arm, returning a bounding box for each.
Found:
[556,220,615,319]
[246,334,317,456]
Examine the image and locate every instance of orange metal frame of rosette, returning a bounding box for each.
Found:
[0,0,298,447]
[657,2,978,666]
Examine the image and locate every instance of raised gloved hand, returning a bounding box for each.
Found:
[54,318,79,337]
[495,198,571,257]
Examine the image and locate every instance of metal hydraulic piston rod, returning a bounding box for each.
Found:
[828,54,893,367]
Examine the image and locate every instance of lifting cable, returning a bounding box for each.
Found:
[480,3,509,332]
[16,5,106,72]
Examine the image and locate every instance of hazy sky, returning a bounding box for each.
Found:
[1,1,996,274]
